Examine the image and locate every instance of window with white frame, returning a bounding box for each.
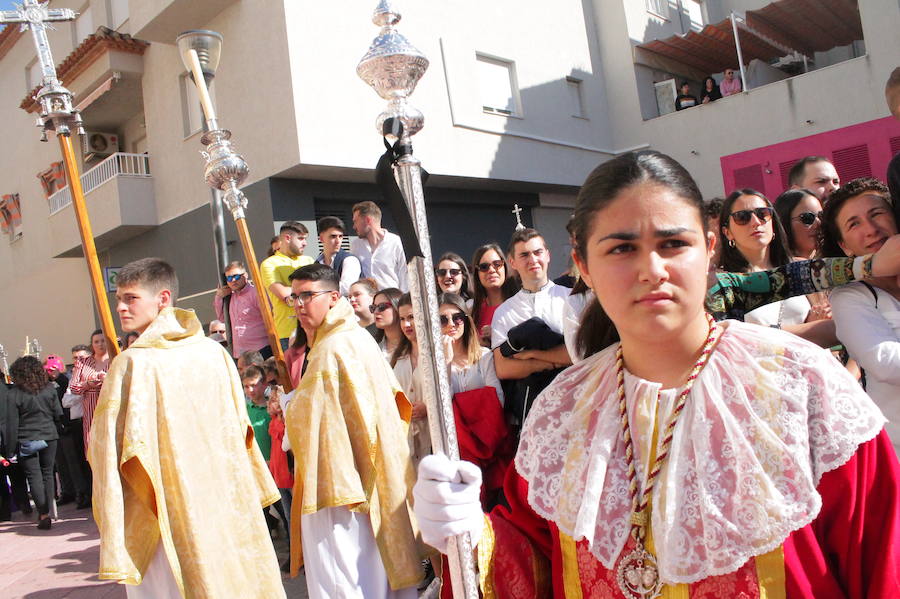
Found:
[110,0,129,29]
[566,77,587,119]
[646,0,669,19]
[476,54,520,117]
[74,5,94,44]
[686,0,705,31]
[180,73,204,137]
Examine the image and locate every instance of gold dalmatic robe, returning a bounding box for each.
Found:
[88,308,285,599]
[286,297,425,590]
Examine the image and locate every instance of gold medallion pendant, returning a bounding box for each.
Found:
[616,545,663,599]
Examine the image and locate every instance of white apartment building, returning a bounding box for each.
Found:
[0,0,896,357]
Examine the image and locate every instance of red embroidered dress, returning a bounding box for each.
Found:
[444,321,900,598]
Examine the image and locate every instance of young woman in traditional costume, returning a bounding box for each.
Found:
[414,151,900,598]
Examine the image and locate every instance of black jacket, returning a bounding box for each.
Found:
[6,384,62,445]
[498,317,566,426]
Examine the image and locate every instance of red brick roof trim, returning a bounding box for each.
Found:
[0,23,26,62]
[20,26,149,113]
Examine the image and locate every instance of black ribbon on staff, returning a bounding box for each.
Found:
[374,118,428,262]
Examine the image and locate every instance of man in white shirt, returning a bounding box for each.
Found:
[491,229,571,427]
[350,201,408,292]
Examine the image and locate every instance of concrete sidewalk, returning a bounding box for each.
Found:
[0,502,308,598]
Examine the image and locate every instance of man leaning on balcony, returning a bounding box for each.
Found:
[214,260,272,360]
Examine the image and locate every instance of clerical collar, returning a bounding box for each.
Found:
[521,280,553,295]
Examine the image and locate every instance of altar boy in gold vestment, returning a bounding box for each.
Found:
[88,258,285,599]
[285,263,424,598]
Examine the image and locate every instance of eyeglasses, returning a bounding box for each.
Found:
[476,260,504,273]
[729,207,774,226]
[792,211,823,227]
[439,312,467,327]
[225,273,245,282]
[369,301,392,314]
[288,290,332,306]
[436,268,462,277]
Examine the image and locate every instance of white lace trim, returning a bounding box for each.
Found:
[515,320,885,584]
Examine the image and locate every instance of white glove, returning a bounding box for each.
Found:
[413,453,484,553]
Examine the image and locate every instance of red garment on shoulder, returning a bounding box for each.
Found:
[267,417,293,490]
[453,386,514,508]
[477,302,500,331]
[283,344,305,388]
[441,431,900,598]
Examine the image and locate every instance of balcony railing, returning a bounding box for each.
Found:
[48,152,151,215]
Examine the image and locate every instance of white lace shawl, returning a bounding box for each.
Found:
[515,320,885,584]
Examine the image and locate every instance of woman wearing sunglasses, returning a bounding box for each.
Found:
[470,243,521,347]
[438,293,509,509]
[821,178,900,454]
[435,253,472,302]
[775,188,833,322]
[414,151,899,598]
[719,189,836,347]
[371,287,404,360]
[775,189,824,260]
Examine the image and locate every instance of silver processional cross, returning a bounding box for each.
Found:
[512,203,526,230]
[0,0,83,139]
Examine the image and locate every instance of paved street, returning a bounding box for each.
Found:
[0,502,308,598]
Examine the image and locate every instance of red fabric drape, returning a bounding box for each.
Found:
[453,386,514,506]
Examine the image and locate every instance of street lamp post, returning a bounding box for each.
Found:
[176,30,291,390]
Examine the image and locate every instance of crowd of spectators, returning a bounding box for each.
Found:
[674,67,742,111]
[1,148,898,558]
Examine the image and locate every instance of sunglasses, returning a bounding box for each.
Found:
[729,207,774,226]
[436,268,462,277]
[792,211,823,226]
[476,259,504,273]
[225,273,245,282]
[439,312,467,327]
[369,301,392,314]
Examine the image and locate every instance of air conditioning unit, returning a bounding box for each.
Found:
[83,132,119,157]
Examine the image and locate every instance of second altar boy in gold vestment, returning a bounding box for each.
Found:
[285,263,424,599]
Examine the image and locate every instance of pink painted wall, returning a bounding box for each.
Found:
[720,116,900,200]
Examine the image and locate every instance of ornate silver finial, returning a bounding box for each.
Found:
[356,1,429,142]
[200,129,249,219]
[372,0,400,26]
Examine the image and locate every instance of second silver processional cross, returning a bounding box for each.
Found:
[357,2,479,598]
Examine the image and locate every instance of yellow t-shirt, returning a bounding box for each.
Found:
[259,251,313,339]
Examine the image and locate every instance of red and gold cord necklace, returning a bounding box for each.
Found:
[614,313,721,599]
